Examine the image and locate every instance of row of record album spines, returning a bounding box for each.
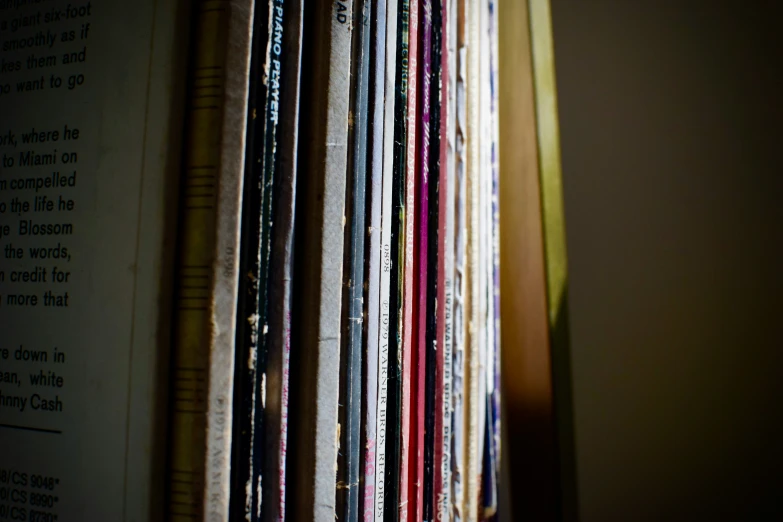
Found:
[182,0,504,520]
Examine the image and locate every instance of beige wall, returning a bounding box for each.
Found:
[550,1,783,520]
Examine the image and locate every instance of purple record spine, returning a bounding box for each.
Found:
[412,0,433,518]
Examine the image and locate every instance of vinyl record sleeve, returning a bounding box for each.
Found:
[451,1,468,518]
[230,0,282,519]
[337,0,373,518]
[489,0,503,496]
[398,0,419,516]
[196,2,254,517]
[362,0,389,518]
[431,0,454,516]
[481,0,500,515]
[464,0,482,514]
[476,0,491,516]
[383,0,411,518]
[263,0,305,519]
[423,40,441,522]
[376,0,399,518]
[287,0,354,518]
[410,0,433,517]
[438,2,459,519]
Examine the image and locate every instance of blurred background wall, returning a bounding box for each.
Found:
[549,0,783,520]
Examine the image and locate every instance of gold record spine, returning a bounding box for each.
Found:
[167,2,230,520]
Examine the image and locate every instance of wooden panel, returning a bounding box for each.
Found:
[528,0,578,519]
[497,0,558,519]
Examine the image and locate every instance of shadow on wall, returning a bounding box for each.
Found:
[551,284,578,522]
[501,283,579,522]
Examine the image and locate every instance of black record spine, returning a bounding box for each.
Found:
[423,0,443,518]
[384,0,411,519]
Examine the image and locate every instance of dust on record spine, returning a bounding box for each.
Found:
[362,0,389,518]
[263,0,304,518]
[375,0,399,518]
[232,0,288,519]
[338,0,373,518]
[229,0,267,516]
[288,0,353,518]
[398,0,419,514]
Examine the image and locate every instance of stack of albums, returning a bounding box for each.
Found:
[0,0,515,518]
[174,0,503,520]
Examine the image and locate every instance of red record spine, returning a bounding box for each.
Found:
[399,0,419,517]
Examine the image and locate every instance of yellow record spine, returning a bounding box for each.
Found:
[168,1,230,520]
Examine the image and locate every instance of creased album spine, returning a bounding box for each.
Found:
[398,0,419,515]
[432,0,453,515]
[203,1,254,520]
[464,0,482,514]
[338,0,373,518]
[375,0,398,518]
[263,0,304,519]
[363,0,389,518]
[289,0,353,519]
[451,0,468,518]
